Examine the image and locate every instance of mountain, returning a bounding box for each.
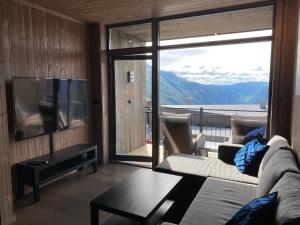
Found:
[146,67,269,105]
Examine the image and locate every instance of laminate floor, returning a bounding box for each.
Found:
[12,163,140,225]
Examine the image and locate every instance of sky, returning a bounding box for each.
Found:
[153,30,272,85]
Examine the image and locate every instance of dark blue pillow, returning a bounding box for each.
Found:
[226,192,278,225]
[234,139,269,176]
[244,127,266,144]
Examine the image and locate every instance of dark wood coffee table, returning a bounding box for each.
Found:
[90,169,182,225]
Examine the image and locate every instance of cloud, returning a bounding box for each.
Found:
[160,42,272,85]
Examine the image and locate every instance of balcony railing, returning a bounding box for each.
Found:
[145,105,267,150]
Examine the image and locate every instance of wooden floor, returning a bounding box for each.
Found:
[12,163,140,225]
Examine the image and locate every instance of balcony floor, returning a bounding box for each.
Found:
[124,144,218,168]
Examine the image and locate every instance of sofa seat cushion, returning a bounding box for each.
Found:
[180,177,257,225]
[270,172,300,225]
[257,149,300,197]
[157,154,258,184]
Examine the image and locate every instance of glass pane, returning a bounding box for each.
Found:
[109,23,152,49]
[159,42,271,157]
[159,6,273,46]
[160,30,272,46]
[114,59,152,160]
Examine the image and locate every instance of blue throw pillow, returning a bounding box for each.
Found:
[244,127,266,144]
[234,139,269,176]
[226,192,278,225]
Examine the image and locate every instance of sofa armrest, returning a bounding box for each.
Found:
[218,144,243,164]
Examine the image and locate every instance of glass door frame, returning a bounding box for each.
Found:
[108,52,158,165]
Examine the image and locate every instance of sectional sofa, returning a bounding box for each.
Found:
[157,135,300,225]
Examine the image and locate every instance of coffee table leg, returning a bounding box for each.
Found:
[90,205,99,225]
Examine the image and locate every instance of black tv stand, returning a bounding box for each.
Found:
[17,144,97,203]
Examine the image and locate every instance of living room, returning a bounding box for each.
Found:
[0,0,300,225]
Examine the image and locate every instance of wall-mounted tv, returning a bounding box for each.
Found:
[57,79,69,130]
[69,80,87,129]
[12,77,87,141]
[13,78,56,141]
[56,79,87,130]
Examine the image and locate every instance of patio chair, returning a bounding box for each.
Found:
[231,115,267,144]
[161,112,207,158]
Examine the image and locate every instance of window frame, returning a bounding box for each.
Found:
[106,0,276,169]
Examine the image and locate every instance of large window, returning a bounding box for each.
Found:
[159,41,271,151]
[107,3,274,167]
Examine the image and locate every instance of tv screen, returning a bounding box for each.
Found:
[56,79,69,130]
[13,78,87,141]
[69,80,87,128]
[56,79,87,130]
[13,77,57,141]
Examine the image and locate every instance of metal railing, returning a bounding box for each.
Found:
[145,105,267,150]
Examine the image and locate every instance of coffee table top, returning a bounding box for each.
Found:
[90,169,182,221]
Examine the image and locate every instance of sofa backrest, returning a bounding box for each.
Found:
[256,135,300,224]
[270,172,300,225]
[257,148,300,196]
[258,135,291,178]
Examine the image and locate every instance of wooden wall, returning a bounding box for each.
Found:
[99,24,109,164]
[0,82,15,225]
[271,0,300,162]
[270,0,298,141]
[0,0,91,224]
[291,0,300,162]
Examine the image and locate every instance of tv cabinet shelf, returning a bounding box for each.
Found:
[17,144,97,203]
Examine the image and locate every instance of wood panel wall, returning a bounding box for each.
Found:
[270,0,298,141]
[0,0,91,224]
[291,0,300,163]
[0,83,15,225]
[99,24,109,164]
[271,0,300,162]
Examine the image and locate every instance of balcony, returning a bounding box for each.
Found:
[127,104,267,163]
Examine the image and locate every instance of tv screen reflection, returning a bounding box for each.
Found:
[13,78,56,140]
[69,80,87,128]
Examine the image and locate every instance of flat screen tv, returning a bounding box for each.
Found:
[68,79,87,128]
[13,77,56,141]
[13,77,87,141]
[56,79,87,130]
[56,79,69,130]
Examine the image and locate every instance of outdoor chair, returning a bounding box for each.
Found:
[161,112,207,158]
[231,115,267,144]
